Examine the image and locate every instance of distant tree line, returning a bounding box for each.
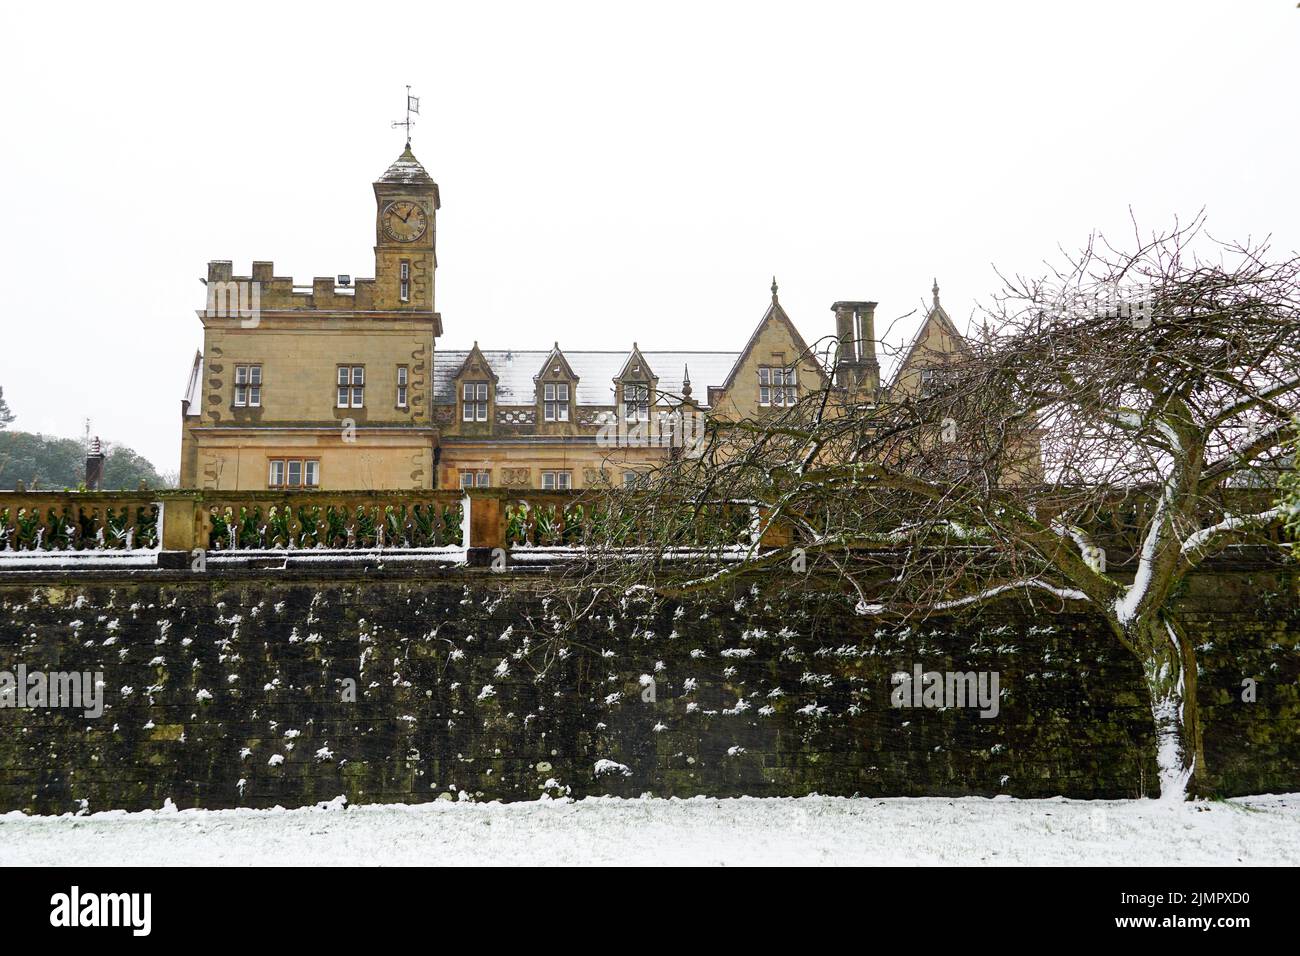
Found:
[0,387,166,489]
[0,431,166,490]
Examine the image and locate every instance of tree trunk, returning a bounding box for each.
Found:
[1129,614,1207,800]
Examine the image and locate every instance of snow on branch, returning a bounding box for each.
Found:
[932,578,1089,611]
[1180,507,1288,560]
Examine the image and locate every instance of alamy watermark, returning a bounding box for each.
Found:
[206,279,261,328]
[50,886,151,936]
[1038,281,1154,330]
[0,664,104,718]
[891,664,1000,719]
[596,409,707,454]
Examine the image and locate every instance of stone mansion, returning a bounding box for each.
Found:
[179,145,962,491]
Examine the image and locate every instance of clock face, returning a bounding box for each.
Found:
[382,200,428,243]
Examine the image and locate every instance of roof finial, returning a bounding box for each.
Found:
[932,278,940,309]
[682,364,693,400]
[771,276,779,302]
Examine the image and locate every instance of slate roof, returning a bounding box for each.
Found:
[377,145,437,187]
[432,350,740,407]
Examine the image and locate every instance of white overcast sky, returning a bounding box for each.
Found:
[1,1,1296,473]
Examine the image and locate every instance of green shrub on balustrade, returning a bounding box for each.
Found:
[265,505,293,549]
[0,503,157,551]
[440,502,462,545]
[505,504,527,546]
[562,503,586,545]
[352,506,377,548]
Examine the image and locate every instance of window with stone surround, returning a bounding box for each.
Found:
[459,469,491,488]
[543,382,570,422]
[541,470,572,490]
[622,382,649,422]
[396,366,409,408]
[268,458,319,488]
[462,382,489,422]
[758,366,797,407]
[337,366,365,408]
[919,366,956,397]
[234,365,262,407]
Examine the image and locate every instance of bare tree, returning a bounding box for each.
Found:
[558,217,1300,800]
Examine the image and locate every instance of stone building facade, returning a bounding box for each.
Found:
[179,146,959,491]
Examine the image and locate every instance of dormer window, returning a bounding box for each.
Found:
[543,382,569,422]
[622,383,649,422]
[462,382,489,422]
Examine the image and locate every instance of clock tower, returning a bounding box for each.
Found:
[373,144,440,312]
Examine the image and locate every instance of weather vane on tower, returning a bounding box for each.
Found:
[391,85,420,148]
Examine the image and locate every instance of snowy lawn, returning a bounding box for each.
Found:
[2,793,1297,866]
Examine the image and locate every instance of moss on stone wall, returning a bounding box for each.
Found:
[0,566,1296,813]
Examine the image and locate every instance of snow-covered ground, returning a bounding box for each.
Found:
[3,793,1298,865]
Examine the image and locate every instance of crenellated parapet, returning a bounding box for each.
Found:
[203,260,385,313]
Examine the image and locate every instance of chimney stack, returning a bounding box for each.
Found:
[85,436,105,490]
[831,301,879,390]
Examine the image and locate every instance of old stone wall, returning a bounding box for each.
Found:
[0,566,1296,813]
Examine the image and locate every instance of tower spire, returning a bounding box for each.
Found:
[932,278,940,310]
[771,276,779,302]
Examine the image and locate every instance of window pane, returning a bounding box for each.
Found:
[234,385,246,406]
[249,386,261,407]
[398,367,408,386]
[542,472,555,490]
[352,367,365,385]
[558,472,571,489]
[544,383,555,401]
[758,367,770,385]
[287,460,302,486]
[476,471,490,487]
[269,461,283,485]
[557,384,569,401]
[476,403,487,422]
[338,387,349,407]
[249,366,262,385]
[304,461,319,486]
[235,366,248,385]
[462,403,474,422]
[460,471,474,488]
[398,386,408,407]
[338,367,349,386]
[475,383,487,400]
